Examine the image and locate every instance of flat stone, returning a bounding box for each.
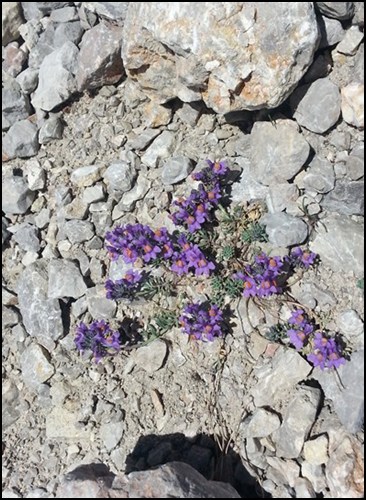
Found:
[273,386,321,459]
[62,198,89,220]
[16,68,39,95]
[50,6,79,22]
[231,157,269,203]
[162,156,194,185]
[46,407,92,440]
[76,22,124,91]
[141,131,176,168]
[341,82,364,129]
[336,26,364,55]
[292,78,341,133]
[133,339,168,374]
[70,164,102,187]
[303,435,329,465]
[86,285,116,320]
[129,128,161,151]
[20,343,55,391]
[310,214,364,275]
[2,176,35,215]
[318,16,345,48]
[123,3,318,113]
[26,159,46,190]
[2,2,24,45]
[337,309,364,347]
[39,116,64,144]
[48,259,87,299]
[266,183,299,213]
[346,143,364,180]
[103,162,137,195]
[13,223,40,252]
[34,209,51,229]
[143,100,172,128]
[303,156,335,194]
[261,212,308,247]
[82,185,105,204]
[64,220,95,244]
[251,347,312,407]
[322,179,364,215]
[3,120,39,160]
[266,457,300,489]
[2,380,27,431]
[114,175,151,213]
[316,2,355,20]
[315,351,364,433]
[250,120,310,184]
[100,421,124,452]
[241,408,281,438]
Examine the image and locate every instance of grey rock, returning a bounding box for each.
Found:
[292,78,341,133]
[76,22,124,91]
[294,478,316,498]
[2,380,27,431]
[31,41,79,112]
[46,406,92,440]
[64,220,94,244]
[319,16,345,48]
[352,2,364,25]
[261,212,308,247]
[62,198,89,220]
[141,131,176,168]
[338,309,363,347]
[82,185,105,204]
[341,82,364,129]
[336,26,364,55]
[2,81,32,128]
[13,224,40,252]
[250,120,310,184]
[129,128,161,150]
[16,68,39,95]
[315,351,364,433]
[24,488,51,498]
[86,285,116,320]
[34,209,51,229]
[347,143,364,180]
[3,120,39,160]
[48,259,87,299]
[70,164,102,187]
[26,159,46,191]
[100,422,124,452]
[21,2,72,21]
[103,162,137,195]
[2,2,24,45]
[162,156,194,185]
[83,2,129,21]
[274,386,321,459]
[251,347,312,407]
[2,305,19,327]
[92,212,112,237]
[71,296,88,318]
[301,463,327,494]
[241,408,281,438]
[133,339,168,373]
[2,217,11,246]
[316,2,355,20]
[114,175,151,213]
[266,457,300,489]
[123,3,318,113]
[322,179,364,215]
[266,183,299,213]
[303,435,329,465]
[1,491,21,499]
[303,156,335,194]
[231,157,269,203]
[310,214,363,275]
[2,176,35,215]
[20,343,55,391]
[16,261,63,351]
[39,116,64,144]
[50,6,79,22]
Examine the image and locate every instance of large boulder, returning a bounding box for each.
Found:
[122,2,319,113]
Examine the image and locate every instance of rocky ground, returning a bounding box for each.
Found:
[2,2,365,498]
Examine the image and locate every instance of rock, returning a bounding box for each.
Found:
[3,119,39,160]
[100,421,124,451]
[251,347,312,407]
[26,159,46,191]
[2,82,32,129]
[16,260,64,351]
[336,26,364,55]
[86,285,116,320]
[82,185,105,205]
[50,6,79,22]
[2,176,35,215]
[2,305,19,327]
[338,310,364,348]
[322,179,364,215]
[16,68,39,95]
[20,343,55,390]
[133,339,168,373]
[2,380,27,430]
[266,183,299,213]
[129,128,161,151]
[318,16,345,48]
[303,156,335,194]
[266,457,300,489]
[241,408,281,438]
[2,218,11,246]
[141,131,176,168]
[231,157,269,203]
[261,212,308,247]
[64,220,95,244]
[31,41,79,112]
[310,214,363,275]
[347,143,364,180]
[294,478,316,498]
[301,463,327,493]
[352,2,364,26]
[13,224,40,252]
[34,208,51,229]
[2,42,27,78]
[21,2,72,20]
[274,386,321,459]
[63,198,89,220]
[315,350,364,433]
[292,78,341,133]
[123,3,319,113]
[316,2,355,20]
[76,22,124,91]
[48,259,87,299]
[114,175,151,213]
[303,435,329,465]
[250,120,310,184]
[70,164,102,187]
[2,2,24,45]
[39,116,64,144]
[103,162,137,196]
[303,52,332,83]
[46,407,92,440]
[162,156,194,185]
[143,100,172,128]
[83,2,129,21]
[1,491,21,499]
[341,82,364,129]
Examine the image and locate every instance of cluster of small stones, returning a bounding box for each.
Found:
[2,2,364,498]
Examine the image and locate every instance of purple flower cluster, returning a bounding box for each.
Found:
[105,225,215,277]
[75,320,120,362]
[285,309,346,370]
[233,253,284,298]
[170,160,229,232]
[290,247,317,268]
[105,270,143,300]
[179,302,224,342]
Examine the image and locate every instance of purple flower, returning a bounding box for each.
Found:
[105,270,143,300]
[170,253,190,275]
[307,332,346,370]
[180,302,224,342]
[257,278,280,298]
[289,309,307,328]
[141,242,161,263]
[291,247,317,268]
[193,256,215,276]
[75,320,120,363]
